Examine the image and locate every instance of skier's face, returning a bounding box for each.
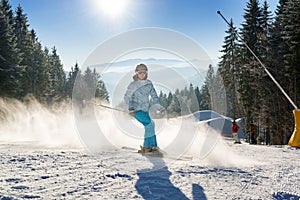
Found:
[136,70,147,80]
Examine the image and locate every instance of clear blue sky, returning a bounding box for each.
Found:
[9,0,278,71]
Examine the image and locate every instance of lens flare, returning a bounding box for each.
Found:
[98,0,130,19]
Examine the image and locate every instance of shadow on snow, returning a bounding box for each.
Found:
[272,192,300,200]
[135,157,207,200]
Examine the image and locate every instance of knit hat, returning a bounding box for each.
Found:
[135,63,148,72]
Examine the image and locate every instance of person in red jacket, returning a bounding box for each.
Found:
[232,120,241,144]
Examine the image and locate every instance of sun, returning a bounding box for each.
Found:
[97,0,130,19]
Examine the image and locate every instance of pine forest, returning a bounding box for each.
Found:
[1,0,300,145]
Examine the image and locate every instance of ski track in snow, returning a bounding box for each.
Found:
[0,141,299,200]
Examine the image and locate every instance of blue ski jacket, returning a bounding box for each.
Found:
[124,79,163,112]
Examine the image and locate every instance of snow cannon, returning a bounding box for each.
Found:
[288,109,300,148]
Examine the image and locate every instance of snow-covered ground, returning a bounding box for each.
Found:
[0,99,300,199]
[0,141,300,199]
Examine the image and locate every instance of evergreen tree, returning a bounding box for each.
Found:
[260,0,273,61]
[185,84,198,113]
[281,0,300,105]
[218,18,240,118]
[255,0,276,138]
[276,0,300,143]
[159,91,169,109]
[93,68,109,102]
[241,0,263,58]
[72,66,85,103]
[213,71,228,116]
[179,86,190,115]
[48,46,66,101]
[0,0,22,97]
[168,89,181,117]
[199,66,215,111]
[83,67,96,99]
[194,86,201,110]
[238,0,264,124]
[203,65,215,109]
[29,33,51,101]
[66,62,80,98]
[13,5,37,96]
[269,0,289,83]
[166,92,173,113]
[70,65,109,103]
[199,83,210,111]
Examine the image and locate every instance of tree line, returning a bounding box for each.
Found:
[157,84,206,118]
[0,0,109,103]
[217,0,300,144]
[155,64,215,118]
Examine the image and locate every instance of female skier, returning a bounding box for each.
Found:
[124,64,165,153]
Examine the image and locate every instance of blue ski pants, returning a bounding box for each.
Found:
[135,111,157,148]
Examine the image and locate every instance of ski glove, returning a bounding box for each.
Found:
[129,108,136,117]
[157,107,166,115]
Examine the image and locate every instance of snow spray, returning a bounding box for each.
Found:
[0,97,81,147]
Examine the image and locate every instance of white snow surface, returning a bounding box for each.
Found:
[0,99,300,199]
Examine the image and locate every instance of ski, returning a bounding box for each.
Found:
[120,146,193,161]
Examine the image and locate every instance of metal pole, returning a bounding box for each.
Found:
[94,104,127,113]
[217,11,298,110]
[82,99,127,112]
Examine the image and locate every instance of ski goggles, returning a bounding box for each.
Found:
[136,70,148,75]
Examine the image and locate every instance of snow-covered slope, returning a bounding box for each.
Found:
[0,141,299,199]
[0,99,299,199]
